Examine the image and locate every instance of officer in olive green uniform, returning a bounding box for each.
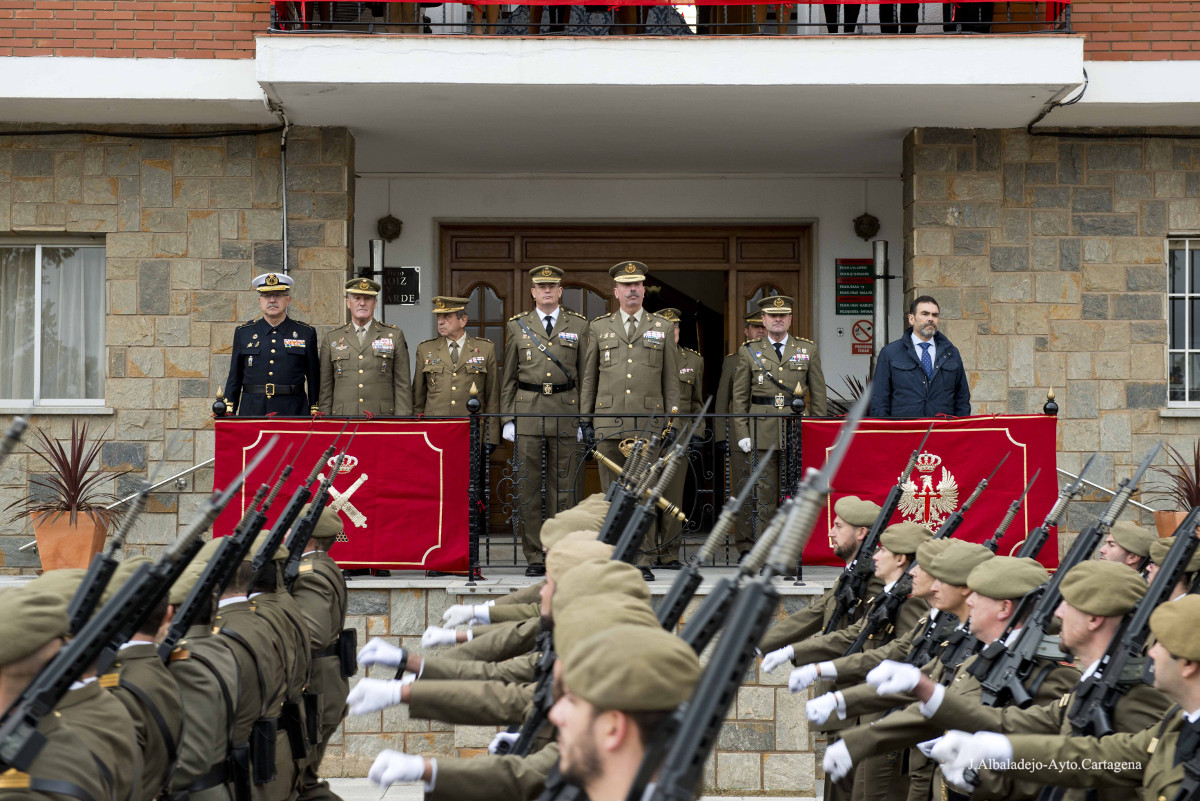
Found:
[714,312,765,559]
[934,594,1200,801]
[318,278,412,417]
[652,308,703,568]
[500,266,590,571]
[1098,519,1155,571]
[413,296,500,446]
[732,295,826,542]
[291,504,352,801]
[0,586,113,801]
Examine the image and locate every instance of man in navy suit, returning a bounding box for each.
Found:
[869,295,971,419]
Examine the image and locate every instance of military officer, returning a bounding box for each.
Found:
[500,265,590,575]
[413,296,500,446]
[580,261,680,578]
[319,277,411,417]
[714,312,765,559]
[223,272,320,416]
[653,308,703,569]
[730,294,826,541]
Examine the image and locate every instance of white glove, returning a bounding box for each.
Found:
[577,427,583,443]
[347,676,413,715]
[442,603,490,627]
[502,422,515,442]
[368,750,427,787]
[866,660,923,695]
[932,731,1012,792]
[917,737,942,758]
[823,740,853,783]
[761,645,793,673]
[737,437,752,454]
[788,663,821,693]
[488,731,520,755]
[356,638,407,669]
[421,626,460,648]
[806,692,839,725]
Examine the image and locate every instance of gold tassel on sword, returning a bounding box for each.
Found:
[591,448,687,523]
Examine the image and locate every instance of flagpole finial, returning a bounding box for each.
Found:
[1043,388,1058,417]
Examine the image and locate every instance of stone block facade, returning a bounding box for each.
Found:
[0,125,353,571]
[905,127,1197,529]
[325,584,823,795]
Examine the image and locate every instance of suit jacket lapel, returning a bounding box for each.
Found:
[348,323,368,355]
[528,311,551,345]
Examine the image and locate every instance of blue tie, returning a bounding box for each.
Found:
[919,342,933,379]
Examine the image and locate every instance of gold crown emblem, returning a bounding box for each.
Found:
[434,298,447,310]
[624,263,636,273]
[265,273,279,286]
[358,279,370,291]
[541,267,553,277]
[773,297,785,308]
[328,454,359,474]
[915,452,942,473]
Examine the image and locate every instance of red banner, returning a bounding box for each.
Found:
[213,418,470,572]
[800,415,1059,569]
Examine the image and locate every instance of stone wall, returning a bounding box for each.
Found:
[904,127,1196,530]
[0,124,353,570]
[326,582,824,795]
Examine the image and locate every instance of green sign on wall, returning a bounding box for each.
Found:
[836,259,874,315]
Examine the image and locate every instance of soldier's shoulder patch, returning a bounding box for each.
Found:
[299,564,314,574]
[169,647,190,662]
[0,769,31,789]
[99,672,120,689]
[591,312,614,322]
[509,312,525,321]
[795,336,815,345]
[683,347,701,357]
[564,309,586,320]
[745,337,763,345]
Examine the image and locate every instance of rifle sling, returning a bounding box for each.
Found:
[119,676,179,793]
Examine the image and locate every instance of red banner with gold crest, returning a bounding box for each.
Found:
[213,418,470,572]
[800,415,1059,569]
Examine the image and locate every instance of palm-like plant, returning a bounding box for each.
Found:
[1147,441,1200,511]
[826,375,869,417]
[5,421,127,527]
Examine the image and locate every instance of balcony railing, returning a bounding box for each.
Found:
[270,1,1072,37]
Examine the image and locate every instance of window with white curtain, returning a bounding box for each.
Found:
[0,242,105,406]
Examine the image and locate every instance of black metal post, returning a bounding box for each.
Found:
[466,392,483,585]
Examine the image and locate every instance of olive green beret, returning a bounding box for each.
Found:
[1150,594,1200,661]
[1148,537,1200,573]
[1060,561,1146,617]
[243,530,287,563]
[546,539,615,582]
[27,568,86,601]
[169,559,208,607]
[575,493,610,512]
[298,503,344,541]
[562,625,700,712]
[1109,521,1155,558]
[100,556,153,605]
[966,556,1048,601]
[0,587,71,666]
[554,593,658,661]
[926,541,994,586]
[552,558,650,617]
[915,538,953,570]
[834,496,881,528]
[880,523,934,556]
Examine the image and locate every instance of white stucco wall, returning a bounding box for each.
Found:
[353,173,903,393]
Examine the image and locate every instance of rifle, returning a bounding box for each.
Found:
[595,418,659,546]
[842,453,1010,658]
[982,469,1039,554]
[972,443,1161,708]
[824,421,935,635]
[628,388,871,801]
[0,436,276,772]
[0,418,26,467]
[67,479,151,635]
[657,447,775,632]
[1015,452,1097,560]
[283,424,361,589]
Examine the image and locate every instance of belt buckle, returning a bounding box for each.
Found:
[543,383,554,396]
[265,383,275,398]
[774,394,784,408]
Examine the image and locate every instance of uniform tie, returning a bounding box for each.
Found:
[450,341,460,365]
[544,315,554,338]
[773,342,783,362]
[918,342,933,379]
[626,314,638,340]
[357,325,367,345]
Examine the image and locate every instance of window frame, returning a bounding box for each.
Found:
[0,237,106,409]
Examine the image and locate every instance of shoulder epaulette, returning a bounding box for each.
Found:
[473,335,494,345]
[99,673,120,689]
[299,563,314,574]
[795,336,815,344]
[591,312,614,322]
[564,309,586,319]
[237,318,258,328]
[419,338,440,346]
[291,319,313,329]
[509,312,525,321]
[169,647,190,662]
[684,347,701,357]
[0,769,30,789]
[745,337,763,344]
[380,322,398,329]
[725,351,737,358]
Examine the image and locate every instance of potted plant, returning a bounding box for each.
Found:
[1147,440,1200,537]
[6,421,127,570]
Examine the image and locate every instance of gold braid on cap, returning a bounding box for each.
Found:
[265,273,279,286]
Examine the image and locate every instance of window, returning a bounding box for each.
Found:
[0,241,105,407]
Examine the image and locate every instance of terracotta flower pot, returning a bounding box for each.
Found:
[1153,509,1193,538]
[32,510,108,571]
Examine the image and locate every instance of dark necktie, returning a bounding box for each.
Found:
[774,342,783,362]
[919,342,934,379]
[1176,716,1200,766]
[544,315,554,338]
[449,341,459,365]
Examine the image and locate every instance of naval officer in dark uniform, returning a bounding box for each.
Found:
[222,272,320,416]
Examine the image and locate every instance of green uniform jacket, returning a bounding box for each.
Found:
[319,320,412,416]
[791,591,929,668]
[0,713,113,801]
[828,610,955,687]
[110,642,185,801]
[580,311,680,437]
[170,626,241,801]
[713,351,739,443]
[494,583,544,607]
[731,335,827,447]
[488,603,540,625]
[55,679,141,801]
[1000,708,1189,801]
[930,675,1170,801]
[676,346,705,436]
[428,743,559,801]
[253,594,312,800]
[292,552,351,743]
[501,308,589,436]
[759,573,885,653]
[408,680,534,726]
[442,618,541,663]
[413,335,500,445]
[421,653,540,684]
